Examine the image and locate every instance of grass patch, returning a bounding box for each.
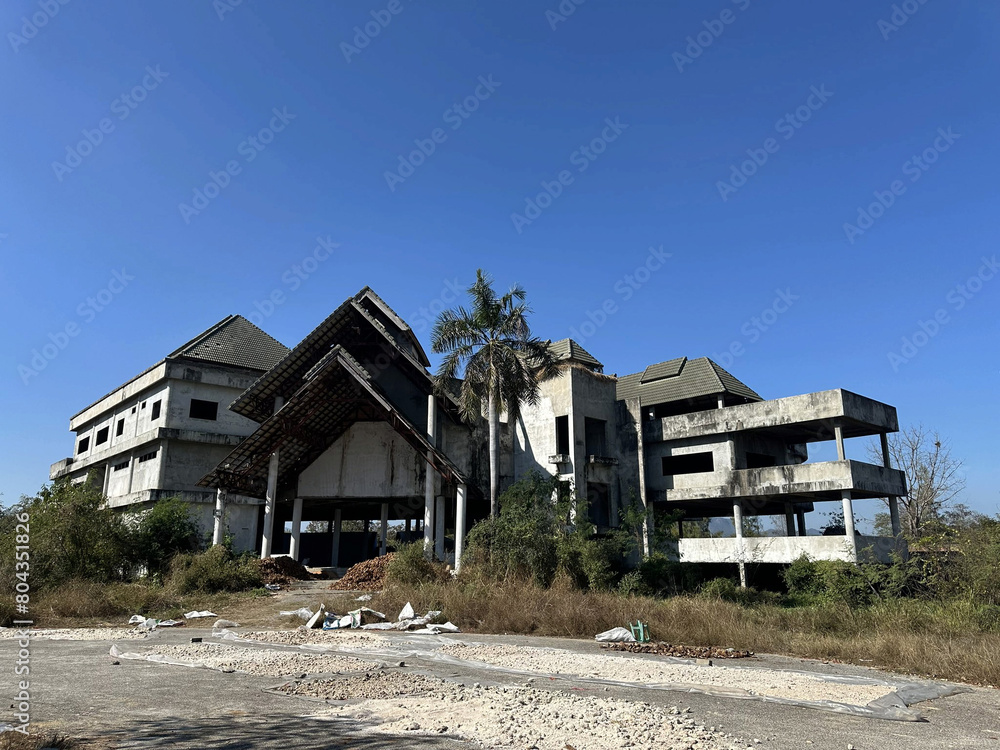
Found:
[365,577,1000,687]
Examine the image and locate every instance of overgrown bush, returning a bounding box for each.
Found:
[129,498,202,580]
[0,477,133,592]
[167,545,262,594]
[463,473,629,590]
[386,541,451,586]
[699,577,780,606]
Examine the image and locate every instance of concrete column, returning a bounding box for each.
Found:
[796,510,807,536]
[331,509,342,568]
[455,483,468,573]
[289,497,304,561]
[733,500,747,588]
[881,433,902,537]
[260,450,280,559]
[434,496,446,560]
[841,490,858,560]
[784,503,796,537]
[632,400,653,557]
[834,424,846,461]
[424,393,437,557]
[379,502,389,556]
[212,488,226,546]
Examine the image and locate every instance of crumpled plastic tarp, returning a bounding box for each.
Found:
[279,607,314,620]
[184,610,217,619]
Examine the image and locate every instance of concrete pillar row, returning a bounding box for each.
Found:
[424,393,437,558]
[260,395,284,560]
[455,483,468,573]
[260,449,280,559]
[289,497,304,561]
[380,502,389,556]
[213,488,226,546]
[331,509,342,568]
[733,500,747,589]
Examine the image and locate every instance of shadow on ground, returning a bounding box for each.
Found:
[96,713,473,750]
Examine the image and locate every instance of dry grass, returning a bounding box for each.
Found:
[365,577,1000,687]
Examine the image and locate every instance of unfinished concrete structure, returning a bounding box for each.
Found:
[54,286,907,576]
[199,288,486,569]
[49,316,289,550]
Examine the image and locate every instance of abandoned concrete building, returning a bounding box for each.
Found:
[52,286,908,575]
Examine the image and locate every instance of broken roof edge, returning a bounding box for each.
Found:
[356,286,431,367]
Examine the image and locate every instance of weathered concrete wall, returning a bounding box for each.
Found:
[297,422,425,498]
[673,534,906,564]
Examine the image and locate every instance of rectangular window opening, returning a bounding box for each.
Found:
[586,482,611,528]
[555,415,570,455]
[113,460,130,472]
[138,450,158,463]
[584,417,607,457]
[115,419,125,437]
[746,452,777,469]
[662,451,715,476]
[151,400,161,421]
[189,399,218,421]
[77,437,90,454]
[95,426,109,445]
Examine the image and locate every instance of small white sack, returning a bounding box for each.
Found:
[595,627,636,643]
[184,610,217,619]
[397,602,415,621]
[128,615,146,625]
[279,607,314,620]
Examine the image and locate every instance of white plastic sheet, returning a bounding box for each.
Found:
[595,627,636,643]
[184,610,217,619]
[279,607,314,620]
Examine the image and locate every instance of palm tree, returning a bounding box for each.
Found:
[431,269,557,516]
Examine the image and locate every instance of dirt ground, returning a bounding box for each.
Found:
[2,582,998,749]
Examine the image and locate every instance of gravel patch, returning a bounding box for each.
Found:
[141,642,375,677]
[0,627,150,641]
[439,643,894,705]
[236,629,393,649]
[291,671,744,750]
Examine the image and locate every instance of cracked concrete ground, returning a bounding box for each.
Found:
[1,628,998,749]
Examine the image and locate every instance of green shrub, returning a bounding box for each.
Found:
[464,473,630,591]
[635,553,701,596]
[167,546,262,594]
[700,577,739,601]
[617,570,650,597]
[129,498,202,580]
[387,542,450,586]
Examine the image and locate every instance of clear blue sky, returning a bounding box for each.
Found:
[1,0,997,523]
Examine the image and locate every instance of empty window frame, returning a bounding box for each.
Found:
[555,415,570,455]
[138,450,158,463]
[112,460,130,472]
[189,399,218,421]
[95,426,110,445]
[662,451,714,476]
[584,417,607,457]
[745,452,777,469]
[150,400,161,421]
[115,418,125,437]
[77,436,90,454]
[586,482,611,528]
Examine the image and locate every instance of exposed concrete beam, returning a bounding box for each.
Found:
[424,393,437,558]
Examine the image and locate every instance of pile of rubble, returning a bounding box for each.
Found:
[329,554,394,590]
[603,642,754,659]
[260,556,317,585]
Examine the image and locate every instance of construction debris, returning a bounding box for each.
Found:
[601,642,754,659]
[329,554,395,591]
[260,556,317,585]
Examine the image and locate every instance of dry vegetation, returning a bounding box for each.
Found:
[362,578,1000,687]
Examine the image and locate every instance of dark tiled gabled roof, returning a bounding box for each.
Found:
[168,315,288,372]
[547,338,603,371]
[616,357,761,405]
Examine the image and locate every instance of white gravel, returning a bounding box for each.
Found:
[140,642,375,677]
[439,643,893,705]
[295,671,744,750]
[0,627,149,641]
[236,629,393,650]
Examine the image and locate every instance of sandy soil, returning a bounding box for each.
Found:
[136,642,376,677]
[0,627,150,640]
